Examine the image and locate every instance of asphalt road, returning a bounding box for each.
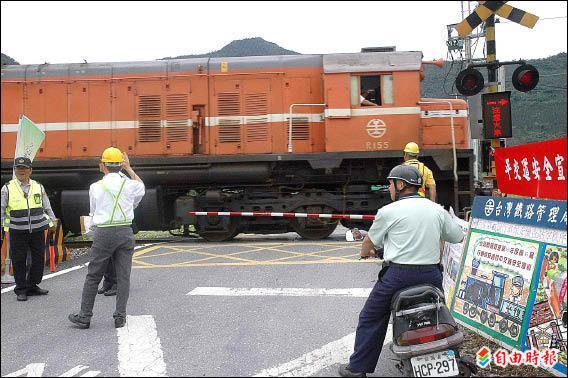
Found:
[1,228,402,377]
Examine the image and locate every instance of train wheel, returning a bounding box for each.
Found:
[499,319,508,334]
[488,313,496,327]
[197,216,239,242]
[462,302,469,315]
[468,305,477,318]
[509,323,519,338]
[480,310,488,324]
[198,228,239,242]
[291,219,338,240]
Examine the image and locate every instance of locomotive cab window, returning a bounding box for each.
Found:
[350,74,393,107]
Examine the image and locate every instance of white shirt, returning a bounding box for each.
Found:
[367,196,465,265]
[89,172,145,226]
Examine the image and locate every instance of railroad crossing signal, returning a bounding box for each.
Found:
[455,1,539,38]
[454,2,541,96]
[454,2,540,183]
[511,64,539,92]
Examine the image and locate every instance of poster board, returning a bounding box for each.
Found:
[450,196,567,376]
[442,208,470,306]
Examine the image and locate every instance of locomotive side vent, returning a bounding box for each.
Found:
[218,91,241,143]
[245,92,268,142]
[287,116,310,140]
[166,94,189,142]
[218,119,241,143]
[138,95,162,142]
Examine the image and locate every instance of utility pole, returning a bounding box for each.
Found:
[485,14,503,190]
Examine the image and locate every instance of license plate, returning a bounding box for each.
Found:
[410,350,459,377]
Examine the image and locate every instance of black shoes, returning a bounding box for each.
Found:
[338,364,366,378]
[114,316,126,328]
[16,293,28,301]
[68,313,91,329]
[104,287,118,296]
[98,285,117,296]
[15,286,47,301]
[68,313,126,329]
[27,286,49,296]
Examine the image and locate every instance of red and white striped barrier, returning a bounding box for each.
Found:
[188,211,377,221]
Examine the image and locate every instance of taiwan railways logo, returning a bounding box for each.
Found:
[366,119,387,139]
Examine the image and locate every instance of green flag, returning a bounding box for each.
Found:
[14,115,45,161]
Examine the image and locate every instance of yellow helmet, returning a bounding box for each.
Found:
[403,142,420,155]
[100,147,124,163]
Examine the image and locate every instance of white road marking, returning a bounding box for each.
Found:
[4,364,100,377]
[59,365,89,376]
[78,371,100,377]
[187,287,372,297]
[1,244,152,294]
[254,324,392,377]
[4,363,45,377]
[116,315,167,377]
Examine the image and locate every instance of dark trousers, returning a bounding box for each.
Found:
[349,265,443,373]
[9,230,46,295]
[79,226,135,319]
[102,258,117,289]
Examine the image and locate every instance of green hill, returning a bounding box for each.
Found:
[422,53,567,145]
[1,53,19,65]
[162,37,299,59]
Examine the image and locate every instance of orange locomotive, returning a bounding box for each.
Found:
[1,48,473,241]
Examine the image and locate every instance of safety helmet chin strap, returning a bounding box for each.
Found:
[393,179,402,201]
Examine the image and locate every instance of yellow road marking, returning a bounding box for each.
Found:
[133,244,169,257]
[131,241,365,268]
[132,258,375,269]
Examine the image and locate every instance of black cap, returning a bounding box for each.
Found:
[14,157,32,168]
[387,165,423,187]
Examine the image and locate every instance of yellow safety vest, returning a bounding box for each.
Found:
[4,179,52,232]
[404,160,427,197]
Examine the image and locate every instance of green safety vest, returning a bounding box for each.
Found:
[96,178,131,227]
[4,179,52,232]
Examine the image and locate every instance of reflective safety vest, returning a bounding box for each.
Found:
[96,178,131,227]
[403,159,427,197]
[4,179,52,233]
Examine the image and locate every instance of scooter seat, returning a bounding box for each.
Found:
[391,284,444,312]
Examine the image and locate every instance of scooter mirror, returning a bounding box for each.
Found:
[345,228,365,242]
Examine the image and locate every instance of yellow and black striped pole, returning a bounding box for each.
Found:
[456,1,505,38]
[492,3,539,29]
[485,14,503,187]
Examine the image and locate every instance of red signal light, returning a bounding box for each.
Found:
[512,64,539,92]
[455,68,484,96]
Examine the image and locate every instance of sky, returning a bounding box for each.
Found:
[1,1,566,65]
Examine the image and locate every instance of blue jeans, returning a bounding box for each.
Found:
[349,266,443,373]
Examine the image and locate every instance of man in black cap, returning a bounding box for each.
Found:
[1,157,56,301]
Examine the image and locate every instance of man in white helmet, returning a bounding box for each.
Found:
[338,164,465,377]
[402,142,437,202]
[68,147,145,329]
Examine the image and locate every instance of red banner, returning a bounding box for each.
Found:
[495,137,567,200]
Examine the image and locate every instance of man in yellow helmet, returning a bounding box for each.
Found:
[1,157,56,301]
[402,142,437,202]
[68,147,145,329]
